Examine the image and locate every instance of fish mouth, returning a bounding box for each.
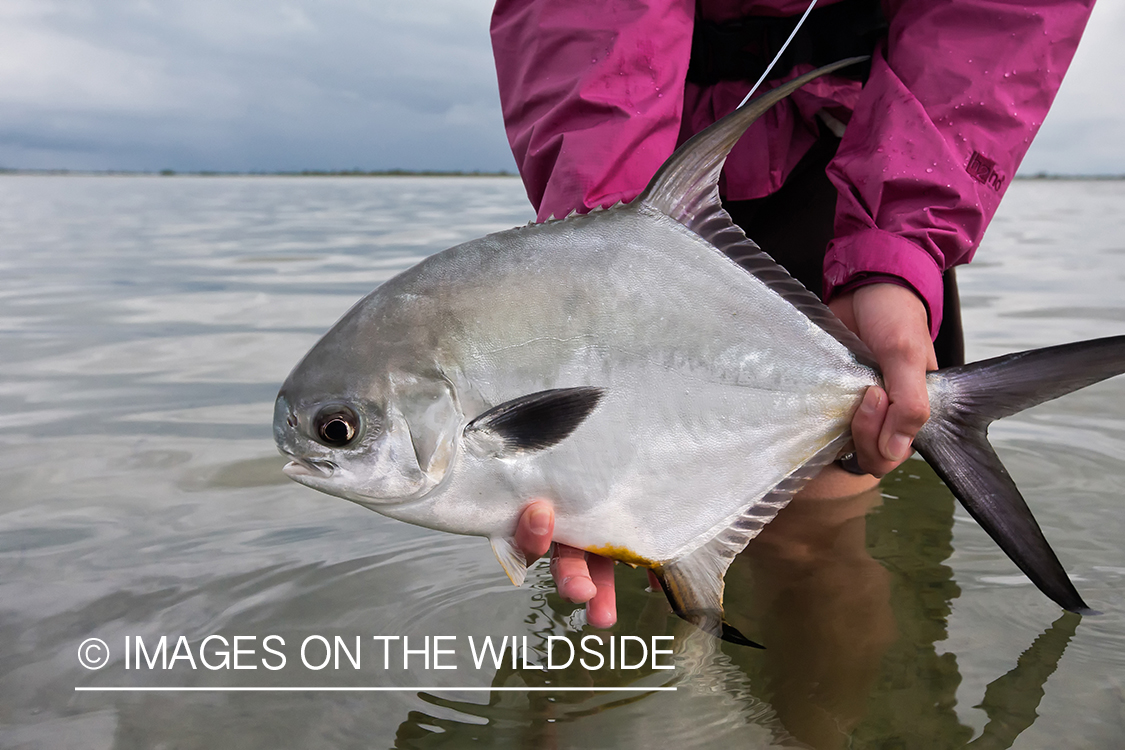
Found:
[282,456,337,479]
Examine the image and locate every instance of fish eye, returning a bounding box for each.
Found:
[313,404,360,447]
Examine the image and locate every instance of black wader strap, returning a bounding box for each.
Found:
[687,0,887,87]
[695,1,959,477]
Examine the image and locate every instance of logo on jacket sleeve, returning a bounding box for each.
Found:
[966,152,1006,192]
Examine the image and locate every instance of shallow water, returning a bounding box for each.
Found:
[0,175,1122,749]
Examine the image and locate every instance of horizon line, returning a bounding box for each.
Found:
[0,167,517,178]
[74,685,677,692]
[2,168,1123,180]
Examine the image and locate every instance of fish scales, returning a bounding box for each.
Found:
[363,204,874,561]
[275,59,1125,642]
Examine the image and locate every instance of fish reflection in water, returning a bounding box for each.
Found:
[395,465,1078,750]
[0,175,1116,749]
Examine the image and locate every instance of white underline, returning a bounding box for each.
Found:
[74,686,676,693]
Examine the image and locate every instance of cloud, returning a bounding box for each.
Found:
[0,0,1120,174]
[1021,0,1125,174]
[0,0,515,172]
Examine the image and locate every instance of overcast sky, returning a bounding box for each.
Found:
[1,0,1122,175]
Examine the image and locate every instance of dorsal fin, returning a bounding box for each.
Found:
[717,228,879,369]
[637,56,878,369]
[637,57,866,225]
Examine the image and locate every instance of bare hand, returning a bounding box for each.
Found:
[828,283,937,476]
[514,501,617,628]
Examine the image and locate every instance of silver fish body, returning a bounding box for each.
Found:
[281,202,873,561]
[276,60,1123,640]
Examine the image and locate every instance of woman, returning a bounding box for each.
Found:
[491,0,1095,627]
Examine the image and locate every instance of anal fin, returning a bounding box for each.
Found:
[655,433,854,647]
[654,551,763,649]
[490,536,528,587]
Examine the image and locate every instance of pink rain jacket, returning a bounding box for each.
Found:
[490,0,1094,336]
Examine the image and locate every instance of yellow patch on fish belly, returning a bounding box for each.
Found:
[585,544,656,568]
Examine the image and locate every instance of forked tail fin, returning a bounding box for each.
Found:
[915,336,1125,614]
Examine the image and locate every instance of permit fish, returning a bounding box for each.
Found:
[274,59,1124,643]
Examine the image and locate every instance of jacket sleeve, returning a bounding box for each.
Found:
[490,0,695,222]
[823,0,1095,337]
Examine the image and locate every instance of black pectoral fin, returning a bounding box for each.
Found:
[465,387,605,454]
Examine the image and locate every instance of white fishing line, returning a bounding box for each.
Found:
[737,0,819,108]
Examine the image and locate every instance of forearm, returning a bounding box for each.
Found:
[491,0,695,220]
[824,0,1095,336]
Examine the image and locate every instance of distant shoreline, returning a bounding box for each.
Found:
[1016,173,1125,181]
[0,168,1121,180]
[0,168,517,178]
